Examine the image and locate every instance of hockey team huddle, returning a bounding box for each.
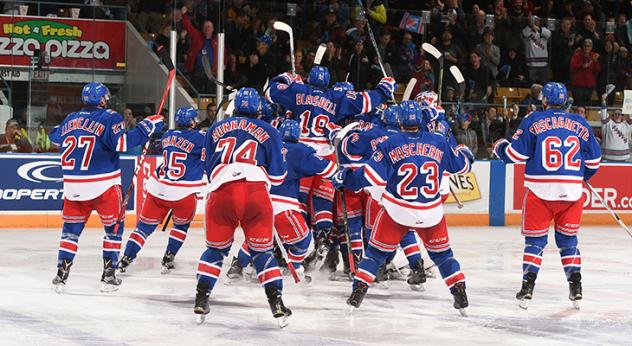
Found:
[48,64,601,327]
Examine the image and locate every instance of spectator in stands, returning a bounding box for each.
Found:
[499,47,528,87]
[347,38,371,89]
[574,105,587,119]
[345,16,367,49]
[455,112,478,156]
[123,108,142,155]
[614,46,632,91]
[206,103,217,124]
[136,0,166,34]
[476,28,500,79]
[390,32,417,82]
[322,42,346,83]
[437,28,463,68]
[601,101,631,161]
[464,50,494,103]
[245,35,276,92]
[476,106,506,158]
[375,29,393,68]
[521,83,543,111]
[34,123,52,153]
[365,0,387,26]
[225,9,254,56]
[319,6,345,45]
[577,14,603,53]
[294,50,308,80]
[551,17,576,83]
[615,14,630,50]
[506,103,522,136]
[0,119,32,153]
[182,6,219,93]
[599,37,619,101]
[570,38,601,106]
[521,15,552,84]
[225,53,246,88]
[410,58,435,97]
[466,9,487,52]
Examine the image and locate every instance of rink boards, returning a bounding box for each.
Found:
[0,153,630,228]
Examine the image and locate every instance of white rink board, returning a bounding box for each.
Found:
[444,161,490,213]
[1,226,631,345]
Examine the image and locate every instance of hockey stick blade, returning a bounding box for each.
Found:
[273,21,292,34]
[449,65,465,84]
[606,84,616,97]
[156,45,175,71]
[402,78,417,101]
[586,182,632,238]
[334,122,359,146]
[314,44,327,65]
[421,43,442,60]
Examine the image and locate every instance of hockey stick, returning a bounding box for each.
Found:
[585,182,632,239]
[445,65,466,209]
[272,228,301,283]
[113,46,175,235]
[273,21,295,77]
[422,43,444,101]
[161,210,173,232]
[314,43,327,65]
[402,78,417,101]
[332,122,360,274]
[201,50,237,93]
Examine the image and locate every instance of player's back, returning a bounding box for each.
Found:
[516,109,600,201]
[339,122,388,168]
[52,107,123,200]
[205,116,286,192]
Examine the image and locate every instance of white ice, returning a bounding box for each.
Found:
[1,226,631,346]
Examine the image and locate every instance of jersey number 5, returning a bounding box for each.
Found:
[216,138,258,165]
[396,162,439,199]
[61,135,95,170]
[542,136,580,171]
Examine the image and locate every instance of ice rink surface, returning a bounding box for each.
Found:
[1,225,631,346]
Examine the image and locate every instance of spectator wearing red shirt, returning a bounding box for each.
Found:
[570,38,601,106]
[182,6,218,94]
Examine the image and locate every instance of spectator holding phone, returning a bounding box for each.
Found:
[0,119,33,153]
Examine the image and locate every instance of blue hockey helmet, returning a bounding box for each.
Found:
[308,66,330,89]
[398,100,425,128]
[382,104,400,128]
[278,118,300,142]
[333,81,354,92]
[260,97,274,120]
[81,82,110,106]
[542,82,568,106]
[175,107,198,128]
[234,87,262,116]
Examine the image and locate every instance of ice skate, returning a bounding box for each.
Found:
[323,247,339,280]
[407,259,427,292]
[346,281,369,313]
[116,255,133,275]
[160,251,176,274]
[373,265,389,289]
[100,259,122,293]
[302,250,318,272]
[224,256,244,284]
[386,262,409,281]
[295,266,312,285]
[266,286,292,328]
[568,272,582,309]
[516,272,537,310]
[194,282,210,324]
[451,282,468,317]
[52,259,73,293]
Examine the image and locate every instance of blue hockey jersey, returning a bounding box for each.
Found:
[49,107,152,201]
[344,131,472,228]
[339,122,389,169]
[496,109,601,201]
[145,129,207,201]
[204,116,287,192]
[266,75,389,156]
[270,141,337,214]
[431,119,458,196]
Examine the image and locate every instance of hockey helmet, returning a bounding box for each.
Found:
[82,82,110,106]
[234,87,262,116]
[542,82,568,106]
[175,107,198,128]
[398,100,425,128]
[415,91,439,108]
[308,66,330,89]
[333,81,354,92]
[278,119,300,142]
[382,104,400,128]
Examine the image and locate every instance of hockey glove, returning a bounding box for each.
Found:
[328,128,341,143]
[455,144,475,164]
[137,115,164,137]
[377,77,396,99]
[332,167,349,191]
[492,138,509,159]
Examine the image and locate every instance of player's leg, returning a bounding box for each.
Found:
[416,217,467,311]
[195,184,239,319]
[517,189,553,305]
[276,210,313,281]
[348,208,407,309]
[96,185,126,292]
[119,193,166,272]
[400,231,426,289]
[554,196,585,304]
[53,198,91,291]
[339,189,364,264]
[161,194,197,272]
[240,182,291,322]
[226,241,253,282]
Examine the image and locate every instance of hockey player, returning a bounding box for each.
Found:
[49,82,163,293]
[118,107,206,274]
[493,82,601,309]
[226,119,337,283]
[267,66,396,255]
[333,101,474,314]
[194,87,291,327]
[339,104,428,290]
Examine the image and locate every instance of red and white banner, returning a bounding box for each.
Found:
[0,15,125,70]
[512,163,632,212]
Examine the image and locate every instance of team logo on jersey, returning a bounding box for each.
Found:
[17,161,62,183]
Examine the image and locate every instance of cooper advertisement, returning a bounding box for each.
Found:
[0,154,135,211]
[0,15,125,70]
